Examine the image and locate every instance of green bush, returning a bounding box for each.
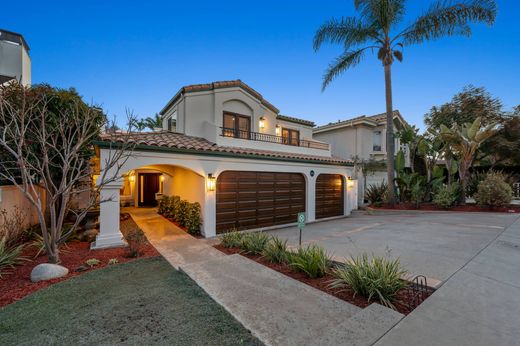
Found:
[475,172,513,208]
[289,245,331,279]
[169,196,181,220]
[157,196,169,215]
[125,228,146,257]
[262,237,289,264]
[177,200,189,227]
[220,230,243,248]
[185,202,202,235]
[0,237,27,277]
[365,182,388,207]
[433,183,460,209]
[240,232,270,255]
[329,254,407,309]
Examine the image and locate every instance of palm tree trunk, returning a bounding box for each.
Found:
[384,63,396,205]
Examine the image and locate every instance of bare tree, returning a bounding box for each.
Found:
[0,83,135,263]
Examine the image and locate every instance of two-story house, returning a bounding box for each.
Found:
[0,29,31,86]
[92,80,358,248]
[313,111,410,201]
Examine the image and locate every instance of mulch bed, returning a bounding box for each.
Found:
[0,215,160,308]
[371,202,520,213]
[214,244,433,315]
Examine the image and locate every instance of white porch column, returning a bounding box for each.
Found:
[346,179,359,215]
[307,174,316,223]
[91,180,126,249]
[203,177,217,238]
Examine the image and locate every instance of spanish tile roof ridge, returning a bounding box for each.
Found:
[100,131,351,165]
[277,114,316,127]
[314,110,402,131]
[160,80,280,115]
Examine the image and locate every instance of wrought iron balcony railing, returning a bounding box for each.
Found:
[220,127,329,150]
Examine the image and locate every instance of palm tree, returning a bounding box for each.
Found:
[313,0,496,204]
[139,113,163,131]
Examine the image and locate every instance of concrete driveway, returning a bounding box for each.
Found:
[268,210,520,283]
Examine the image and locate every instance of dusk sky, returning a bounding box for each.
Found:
[2,0,519,130]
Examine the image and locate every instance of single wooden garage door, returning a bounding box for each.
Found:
[315,174,344,219]
[216,171,306,233]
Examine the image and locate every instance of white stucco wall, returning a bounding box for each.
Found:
[95,147,356,247]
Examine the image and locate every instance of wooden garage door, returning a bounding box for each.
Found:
[216,171,306,234]
[315,174,344,219]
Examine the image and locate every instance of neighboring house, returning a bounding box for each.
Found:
[0,29,31,86]
[92,80,358,248]
[313,111,410,202]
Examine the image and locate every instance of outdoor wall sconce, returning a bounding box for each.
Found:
[207,173,216,191]
[159,175,165,182]
[129,174,135,183]
[275,124,281,136]
[259,117,266,130]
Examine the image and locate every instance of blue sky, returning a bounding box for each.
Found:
[2,0,519,130]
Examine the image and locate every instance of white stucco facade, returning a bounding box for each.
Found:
[92,80,357,248]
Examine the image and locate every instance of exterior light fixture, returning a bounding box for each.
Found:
[275,124,281,136]
[207,173,216,191]
[259,117,266,130]
[159,175,165,182]
[129,173,135,183]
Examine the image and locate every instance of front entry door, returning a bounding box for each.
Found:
[138,173,161,207]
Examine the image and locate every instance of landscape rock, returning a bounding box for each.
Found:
[30,263,69,282]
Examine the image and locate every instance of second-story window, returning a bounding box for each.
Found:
[282,128,300,146]
[167,110,177,132]
[223,112,250,139]
[373,130,382,152]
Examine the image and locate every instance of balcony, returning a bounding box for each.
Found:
[220,127,330,150]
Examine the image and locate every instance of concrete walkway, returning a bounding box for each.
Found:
[375,216,520,345]
[127,208,403,346]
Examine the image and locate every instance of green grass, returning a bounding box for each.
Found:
[0,257,262,346]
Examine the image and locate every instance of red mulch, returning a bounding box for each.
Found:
[214,244,433,315]
[371,202,520,213]
[1,233,160,308]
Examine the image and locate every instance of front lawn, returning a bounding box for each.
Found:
[0,257,261,346]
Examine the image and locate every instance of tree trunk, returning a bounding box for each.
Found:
[47,241,60,264]
[384,63,396,205]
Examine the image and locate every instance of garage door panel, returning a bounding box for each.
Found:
[216,171,306,233]
[315,174,344,220]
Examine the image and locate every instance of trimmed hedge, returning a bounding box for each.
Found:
[158,196,202,235]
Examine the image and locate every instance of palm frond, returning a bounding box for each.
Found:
[354,0,406,30]
[402,0,497,45]
[313,17,377,51]
[322,48,367,91]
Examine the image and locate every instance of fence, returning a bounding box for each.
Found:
[0,185,45,228]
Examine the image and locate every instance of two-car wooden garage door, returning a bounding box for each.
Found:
[216,171,345,233]
[216,171,305,233]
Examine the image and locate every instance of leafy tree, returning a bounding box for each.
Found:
[481,113,520,167]
[440,117,497,203]
[425,85,506,130]
[313,0,496,204]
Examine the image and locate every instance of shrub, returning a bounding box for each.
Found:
[475,172,513,208]
[176,200,189,227]
[185,202,202,235]
[125,228,146,257]
[85,258,101,267]
[433,184,460,209]
[329,254,407,309]
[220,230,243,248]
[0,207,26,247]
[289,245,331,279]
[240,232,270,255]
[108,258,119,265]
[262,237,289,264]
[365,182,388,207]
[0,237,27,277]
[157,196,169,215]
[171,196,182,221]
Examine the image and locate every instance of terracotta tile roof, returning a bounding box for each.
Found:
[277,114,315,127]
[160,80,280,115]
[314,110,405,132]
[99,131,351,166]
